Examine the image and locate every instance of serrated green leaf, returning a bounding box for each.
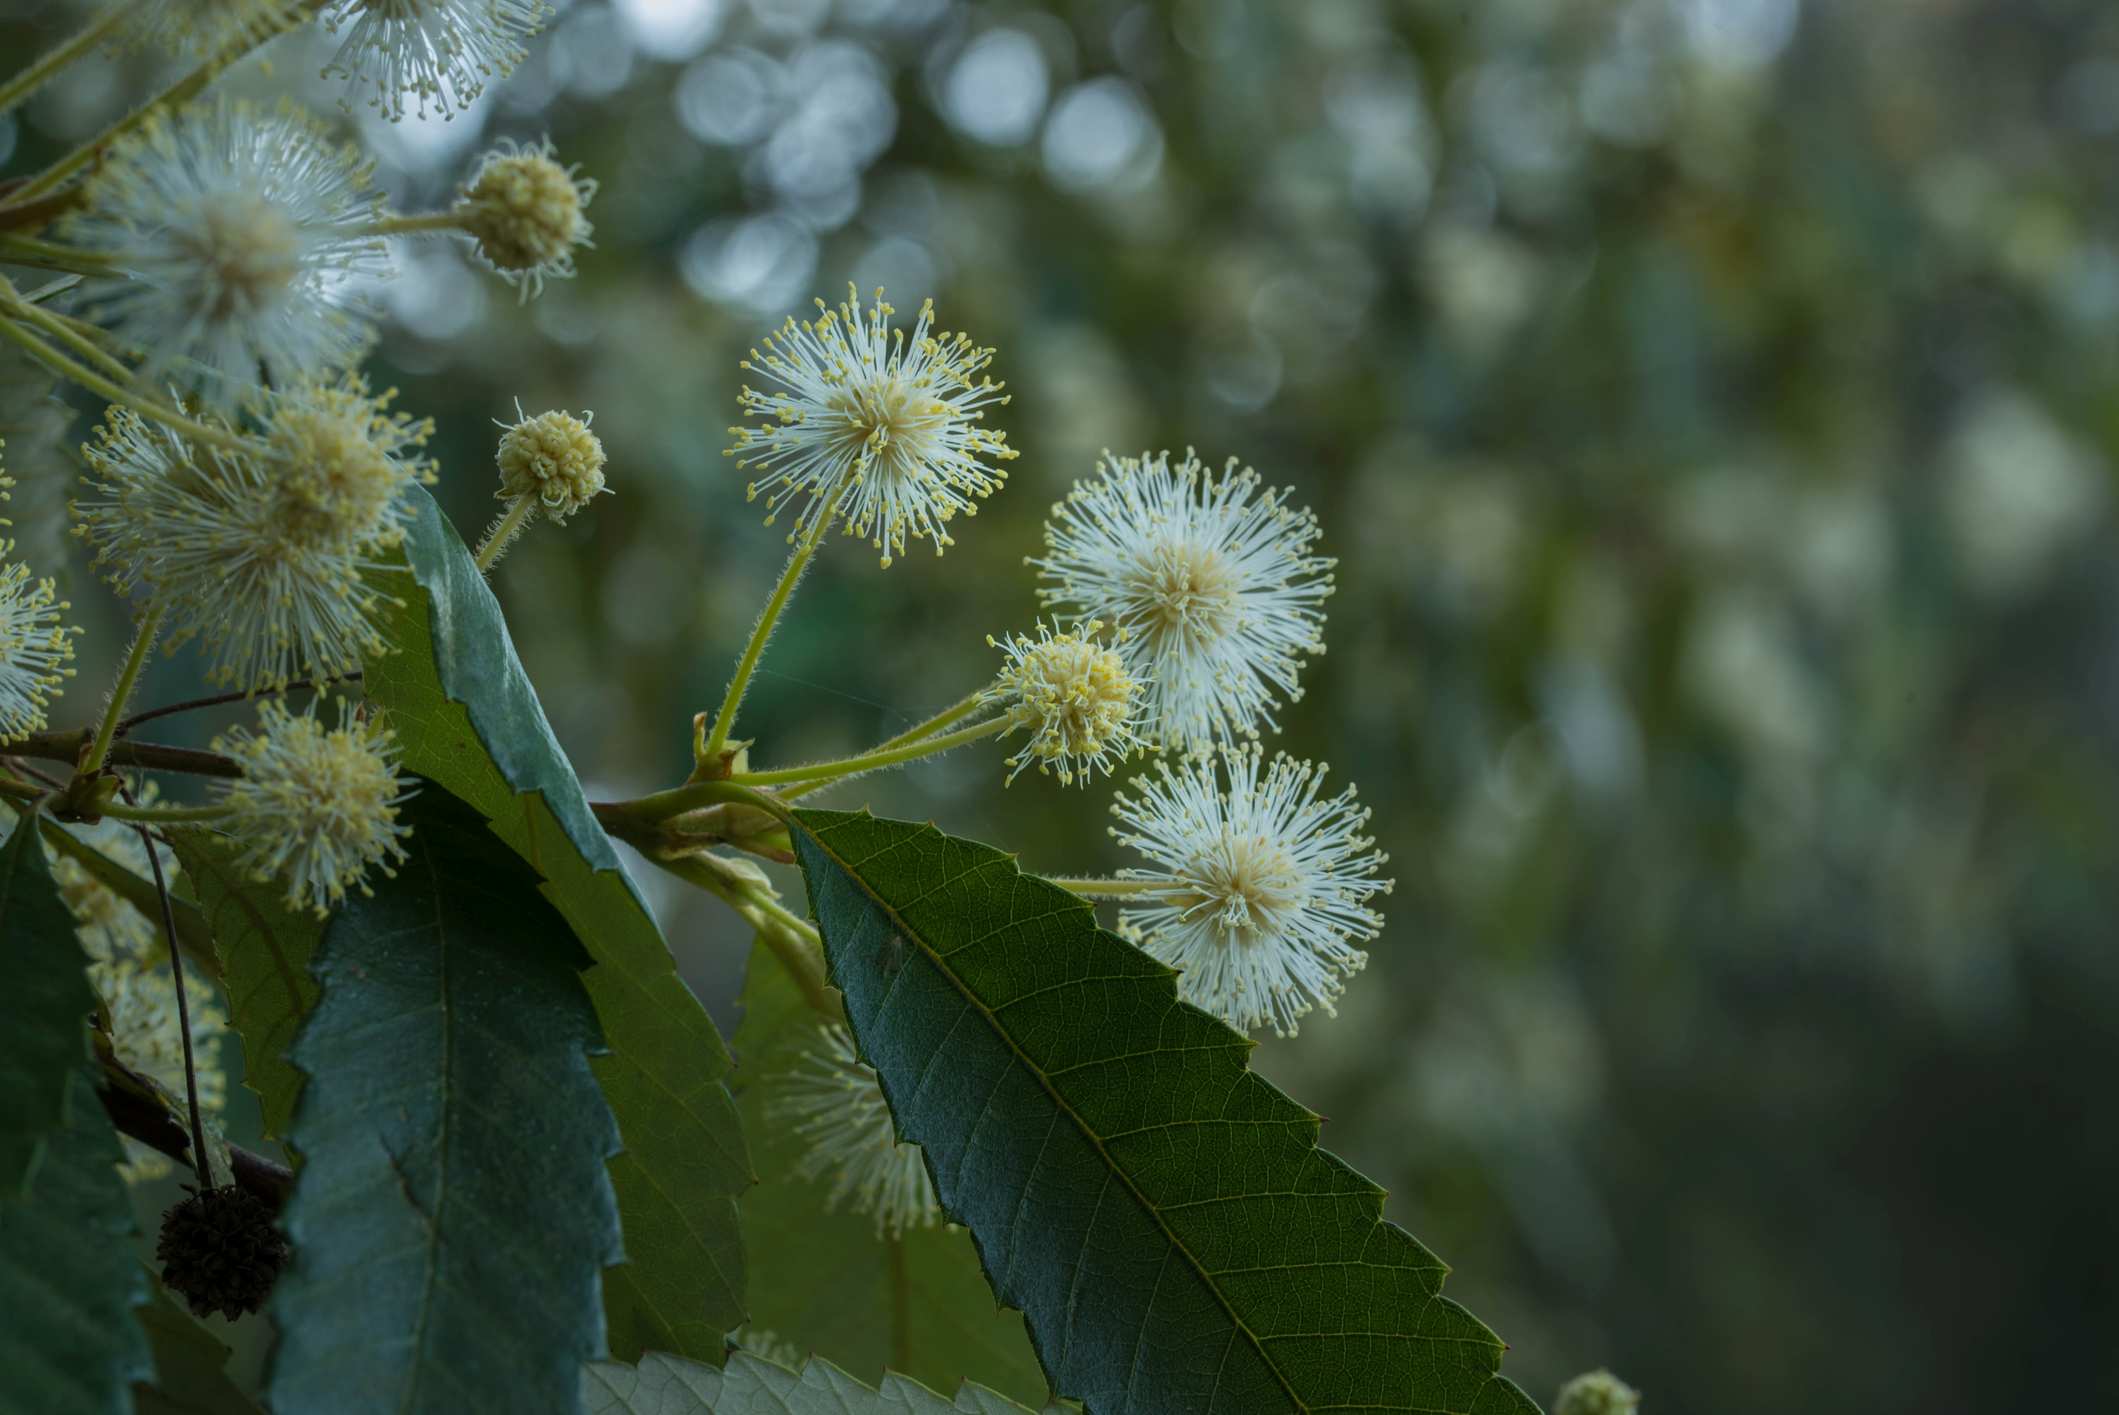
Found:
[788,809,1542,1415]
[266,787,624,1415]
[363,488,750,1360]
[0,810,100,1193]
[165,830,320,1144]
[583,1351,1040,1414]
[735,938,1047,1406]
[0,1071,154,1415]
[133,1272,265,1415]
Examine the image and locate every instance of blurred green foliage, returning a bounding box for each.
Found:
[7,0,2118,1407]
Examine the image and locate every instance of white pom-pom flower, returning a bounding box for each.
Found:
[773,1022,939,1239]
[729,286,1016,567]
[74,380,431,689]
[1034,449,1334,752]
[212,698,413,917]
[320,0,551,120]
[0,490,75,739]
[1109,745,1391,1037]
[61,99,387,410]
[983,619,1147,786]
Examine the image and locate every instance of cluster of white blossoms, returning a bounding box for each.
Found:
[773,1023,941,1239]
[74,375,434,689]
[63,99,389,409]
[714,290,1388,1040]
[1110,747,1390,1036]
[212,698,413,917]
[1033,449,1335,753]
[729,287,1017,567]
[0,458,77,741]
[320,0,552,120]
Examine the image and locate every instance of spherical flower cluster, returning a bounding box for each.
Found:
[61,99,387,410]
[1109,745,1390,1037]
[265,375,437,550]
[1034,449,1334,752]
[320,0,552,120]
[773,1022,940,1239]
[75,380,428,689]
[495,406,607,522]
[729,287,1017,567]
[983,619,1147,786]
[0,464,76,742]
[212,698,412,916]
[455,139,596,299]
[1554,1370,1641,1415]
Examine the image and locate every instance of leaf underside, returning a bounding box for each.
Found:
[266,787,624,1415]
[789,808,1542,1415]
[583,1350,1040,1415]
[734,937,1049,1405]
[0,810,101,1193]
[167,828,321,1144]
[365,487,751,1360]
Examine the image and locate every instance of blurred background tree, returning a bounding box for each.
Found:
[5,0,2116,1408]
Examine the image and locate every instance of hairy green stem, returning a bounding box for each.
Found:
[81,607,163,779]
[0,7,129,119]
[777,689,989,802]
[0,308,259,456]
[6,288,132,381]
[1047,877,1164,899]
[699,480,853,769]
[472,495,537,571]
[94,800,230,825]
[728,715,1010,788]
[4,3,316,208]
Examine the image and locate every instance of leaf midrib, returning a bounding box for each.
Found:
[795,818,1309,1415]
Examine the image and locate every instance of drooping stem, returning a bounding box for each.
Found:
[699,481,853,769]
[81,606,164,779]
[0,6,130,120]
[119,673,352,734]
[1047,876,1165,899]
[727,715,1010,789]
[4,2,317,208]
[777,689,988,802]
[472,494,537,572]
[131,799,213,1190]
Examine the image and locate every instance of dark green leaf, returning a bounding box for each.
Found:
[0,809,99,1193]
[789,809,1542,1415]
[364,488,750,1360]
[166,830,320,1144]
[734,938,1047,1406]
[0,1070,154,1415]
[133,1272,265,1415]
[266,787,624,1415]
[583,1351,1040,1414]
